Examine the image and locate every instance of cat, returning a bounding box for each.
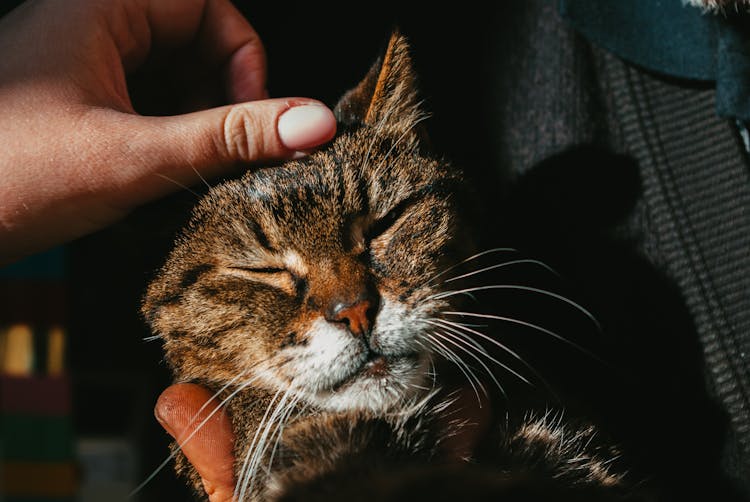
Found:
[143,31,649,501]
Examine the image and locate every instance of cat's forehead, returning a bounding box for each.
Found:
[187,129,454,260]
[241,131,444,217]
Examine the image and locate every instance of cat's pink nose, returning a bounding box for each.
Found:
[329,299,373,337]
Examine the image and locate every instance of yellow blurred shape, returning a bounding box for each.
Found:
[47,325,66,375]
[1,323,34,375]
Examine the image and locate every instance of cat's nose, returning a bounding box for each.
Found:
[327,297,377,337]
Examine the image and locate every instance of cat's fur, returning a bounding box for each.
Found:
[143,32,647,501]
[685,0,750,10]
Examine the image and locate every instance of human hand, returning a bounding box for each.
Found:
[154,382,491,502]
[0,0,337,264]
[156,383,236,502]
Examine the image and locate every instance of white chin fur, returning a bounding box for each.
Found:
[309,356,430,413]
[264,296,435,412]
[275,318,366,393]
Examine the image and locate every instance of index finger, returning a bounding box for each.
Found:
[146,0,266,102]
[155,383,237,502]
[115,0,266,102]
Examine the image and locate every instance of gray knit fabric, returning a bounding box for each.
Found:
[604,49,750,475]
[486,0,750,496]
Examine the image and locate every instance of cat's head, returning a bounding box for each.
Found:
[143,32,467,413]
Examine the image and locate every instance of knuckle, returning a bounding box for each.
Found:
[221,106,266,162]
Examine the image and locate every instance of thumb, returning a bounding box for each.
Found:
[150,98,337,165]
[120,99,336,204]
[155,384,237,502]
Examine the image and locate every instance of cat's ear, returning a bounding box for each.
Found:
[334,30,424,135]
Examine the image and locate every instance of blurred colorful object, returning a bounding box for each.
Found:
[0,248,77,502]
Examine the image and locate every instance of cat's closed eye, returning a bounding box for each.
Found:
[239,266,287,275]
[221,265,298,294]
[346,201,412,255]
[366,198,414,242]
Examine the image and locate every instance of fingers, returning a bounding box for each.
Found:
[195,0,266,102]
[143,0,266,101]
[155,384,236,502]
[109,1,337,206]
[0,0,332,263]
[114,98,335,205]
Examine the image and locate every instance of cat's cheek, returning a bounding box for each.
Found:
[372,296,437,356]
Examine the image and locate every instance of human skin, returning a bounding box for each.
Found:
[0,0,337,265]
[154,382,491,502]
[0,1,335,500]
[156,384,238,502]
[0,2,487,500]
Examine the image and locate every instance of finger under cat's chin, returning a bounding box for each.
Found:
[154,384,236,497]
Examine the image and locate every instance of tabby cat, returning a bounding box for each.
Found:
[143,31,648,501]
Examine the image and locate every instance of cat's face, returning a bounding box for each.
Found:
[143,33,464,413]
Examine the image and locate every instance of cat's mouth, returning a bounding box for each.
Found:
[364,353,389,377]
[330,351,420,393]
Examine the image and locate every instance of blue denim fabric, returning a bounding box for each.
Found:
[560,0,750,124]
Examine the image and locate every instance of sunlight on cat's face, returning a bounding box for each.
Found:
[222,137,455,412]
[144,32,465,414]
[145,123,463,412]
[260,298,432,412]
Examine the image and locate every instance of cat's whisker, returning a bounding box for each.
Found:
[249,390,297,495]
[429,285,601,332]
[181,370,254,430]
[130,371,260,498]
[431,330,508,400]
[443,311,604,366]
[236,387,285,501]
[424,333,486,406]
[441,320,488,329]
[442,259,561,284]
[142,334,162,342]
[264,395,302,478]
[187,162,212,191]
[153,172,201,198]
[394,374,411,392]
[425,247,519,286]
[410,382,433,391]
[412,337,429,351]
[424,319,489,357]
[264,399,311,484]
[425,318,534,388]
[414,341,446,390]
[243,385,299,500]
[425,356,438,390]
[384,384,401,400]
[392,387,442,419]
[430,316,558,398]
